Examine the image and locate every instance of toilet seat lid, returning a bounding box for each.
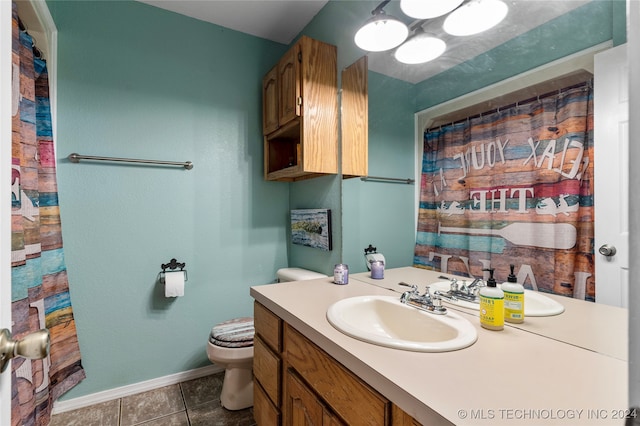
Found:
[210,317,254,348]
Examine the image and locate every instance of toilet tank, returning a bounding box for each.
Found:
[276,268,328,282]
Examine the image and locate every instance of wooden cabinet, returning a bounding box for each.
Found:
[277,45,301,128]
[283,323,389,425]
[253,302,421,426]
[262,36,338,181]
[254,302,283,426]
[263,66,279,135]
[341,56,368,178]
[285,369,345,426]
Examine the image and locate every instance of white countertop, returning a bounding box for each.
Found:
[351,267,628,361]
[250,267,628,425]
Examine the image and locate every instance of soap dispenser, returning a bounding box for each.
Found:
[479,268,504,331]
[502,264,525,324]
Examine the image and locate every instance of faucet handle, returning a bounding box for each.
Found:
[422,285,433,299]
[398,282,418,294]
[399,282,419,304]
[431,293,447,313]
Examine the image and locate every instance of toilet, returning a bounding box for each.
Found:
[206,267,328,410]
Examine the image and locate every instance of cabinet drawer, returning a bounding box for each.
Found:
[254,302,282,352]
[254,380,280,426]
[284,324,390,425]
[254,335,281,405]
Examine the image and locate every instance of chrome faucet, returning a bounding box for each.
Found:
[437,275,485,302]
[398,282,447,315]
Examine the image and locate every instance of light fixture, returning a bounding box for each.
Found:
[400,0,464,19]
[354,9,409,52]
[443,0,508,36]
[394,30,446,64]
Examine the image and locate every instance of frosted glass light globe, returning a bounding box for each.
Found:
[355,12,409,52]
[394,35,446,64]
[443,0,508,36]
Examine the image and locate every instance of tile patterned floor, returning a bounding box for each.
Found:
[50,372,255,426]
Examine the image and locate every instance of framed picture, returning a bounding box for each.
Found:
[291,209,332,251]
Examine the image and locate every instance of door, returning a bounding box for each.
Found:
[1,1,13,423]
[594,44,629,307]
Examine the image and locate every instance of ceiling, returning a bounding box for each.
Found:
[137,0,329,45]
[137,0,590,84]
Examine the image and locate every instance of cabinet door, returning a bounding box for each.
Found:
[285,369,346,426]
[322,410,345,426]
[285,324,389,425]
[285,370,323,426]
[263,65,279,135]
[341,56,368,178]
[278,43,301,127]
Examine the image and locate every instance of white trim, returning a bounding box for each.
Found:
[52,364,224,415]
[628,0,640,409]
[4,3,58,423]
[1,1,14,424]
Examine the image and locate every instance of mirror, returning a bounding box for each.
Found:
[338,0,628,357]
[341,0,622,285]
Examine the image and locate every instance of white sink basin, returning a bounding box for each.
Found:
[429,281,565,316]
[326,295,477,352]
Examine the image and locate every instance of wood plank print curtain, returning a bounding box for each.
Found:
[414,84,594,300]
[11,4,85,424]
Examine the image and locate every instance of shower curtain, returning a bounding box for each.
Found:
[414,84,595,300]
[11,3,85,425]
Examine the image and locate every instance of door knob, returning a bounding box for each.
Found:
[598,244,617,257]
[0,328,50,373]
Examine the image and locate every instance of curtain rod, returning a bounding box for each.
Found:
[67,153,193,170]
[426,79,593,134]
[360,176,415,184]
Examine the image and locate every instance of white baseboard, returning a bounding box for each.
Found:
[52,364,224,415]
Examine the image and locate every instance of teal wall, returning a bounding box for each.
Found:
[414,1,621,111]
[48,0,289,399]
[46,0,623,400]
[342,71,416,273]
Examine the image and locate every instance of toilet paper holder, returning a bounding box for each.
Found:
[158,258,188,284]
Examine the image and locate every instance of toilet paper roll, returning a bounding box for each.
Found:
[164,271,185,297]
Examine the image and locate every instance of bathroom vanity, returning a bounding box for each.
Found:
[250,267,628,425]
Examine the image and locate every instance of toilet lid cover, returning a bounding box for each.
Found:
[210,317,254,348]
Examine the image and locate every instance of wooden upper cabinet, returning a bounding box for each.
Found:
[278,43,301,127]
[341,56,368,178]
[262,65,279,135]
[262,36,338,182]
